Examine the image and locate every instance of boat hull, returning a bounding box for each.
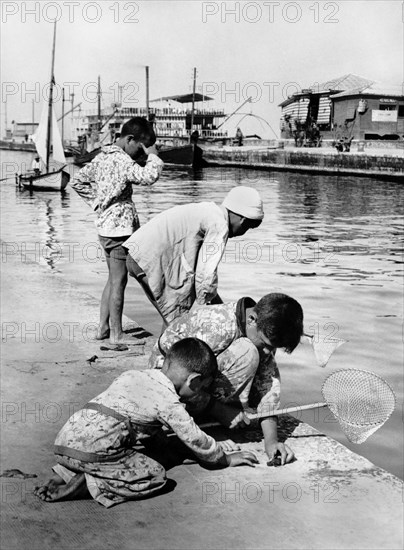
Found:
[73,148,100,166]
[19,168,70,191]
[73,144,205,168]
[158,144,194,165]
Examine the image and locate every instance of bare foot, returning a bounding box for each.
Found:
[96,328,110,340]
[34,473,88,502]
[108,337,146,347]
[100,343,129,352]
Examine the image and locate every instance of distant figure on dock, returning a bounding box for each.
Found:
[307,122,322,147]
[31,156,41,176]
[343,136,353,152]
[190,130,199,144]
[334,137,352,153]
[124,186,264,325]
[235,127,244,146]
[72,117,164,348]
[297,128,305,148]
[291,118,299,146]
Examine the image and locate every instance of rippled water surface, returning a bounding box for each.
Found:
[1,151,403,479]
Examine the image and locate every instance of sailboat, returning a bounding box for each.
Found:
[18,22,70,191]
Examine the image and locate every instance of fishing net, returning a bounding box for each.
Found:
[313,337,346,368]
[321,369,396,444]
[304,333,346,368]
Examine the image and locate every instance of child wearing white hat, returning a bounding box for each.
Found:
[124,186,264,324]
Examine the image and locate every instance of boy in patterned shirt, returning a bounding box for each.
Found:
[149,293,304,466]
[72,117,164,348]
[34,338,258,508]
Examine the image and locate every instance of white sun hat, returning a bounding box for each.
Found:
[222,186,264,220]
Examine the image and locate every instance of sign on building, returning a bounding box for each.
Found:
[371,110,398,122]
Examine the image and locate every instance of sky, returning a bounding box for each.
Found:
[1,0,403,139]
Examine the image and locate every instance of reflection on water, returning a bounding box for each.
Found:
[1,152,403,479]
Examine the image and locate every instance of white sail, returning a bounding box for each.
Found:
[51,106,66,164]
[32,104,48,164]
[32,103,66,166]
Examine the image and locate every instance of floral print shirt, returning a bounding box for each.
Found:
[72,145,163,237]
[149,298,281,418]
[55,369,224,464]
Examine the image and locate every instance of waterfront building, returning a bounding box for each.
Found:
[279,74,404,144]
[331,83,404,141]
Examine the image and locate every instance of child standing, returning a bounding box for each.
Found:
[34,338,257,508]
[72,117,164,348]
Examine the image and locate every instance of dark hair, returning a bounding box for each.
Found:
[228,211,262,229]
[242,218,262,229]
[166,338,218,378]
[120,117,156,144]
[255,293,303,353]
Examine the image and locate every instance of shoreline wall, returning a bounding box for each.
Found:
[203,146,404,179]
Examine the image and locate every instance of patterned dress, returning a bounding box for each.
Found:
[72,145,163,237]
[149,298,281,419]
[52,370,224,508]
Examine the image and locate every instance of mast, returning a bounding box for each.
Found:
[61,87,65,145]
[97,76,102,131]
[32,100,35,136]
[5,96,7,137]
[190,67,196,141]
[46,20,57,171]
[145,66,150,121]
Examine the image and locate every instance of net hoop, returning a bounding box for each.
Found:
[321,368,396,443]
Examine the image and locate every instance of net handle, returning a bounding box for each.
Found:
[197,402,328,430]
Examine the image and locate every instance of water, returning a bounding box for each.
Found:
[1,150,403,479]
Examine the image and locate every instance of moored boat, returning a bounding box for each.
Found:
[18,167,70,191]
[17,22,70,192]
[72,70,228,168]
[72,148,99,167]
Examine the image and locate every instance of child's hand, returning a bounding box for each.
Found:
[218,439,241,452]
[142,143,159,156]
[229,410,251,430]
[265,442,295,465]
[226,451,259,468]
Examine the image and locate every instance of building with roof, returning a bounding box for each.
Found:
[331,83,404,141]
[279,74,404,143]
[13,122,39,139]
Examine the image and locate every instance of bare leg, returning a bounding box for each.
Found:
[108,256,129,344]
[97,256,111,340]
[34,473,88,502]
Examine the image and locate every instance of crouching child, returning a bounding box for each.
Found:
[34,338,257,508]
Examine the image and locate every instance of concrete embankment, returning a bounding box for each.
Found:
[202,144,404,180]
[0,140,37,153]
[1,246,403,549]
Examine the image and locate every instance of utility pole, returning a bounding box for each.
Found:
[31,100,35,135]
[190,67,197,141]
[97,75,102,131]
[70,92,75,141]
[4,96,7,136]
[145,66,150,120]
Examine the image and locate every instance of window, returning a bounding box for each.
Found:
[398,105,404,118]
[379,104,397,111]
